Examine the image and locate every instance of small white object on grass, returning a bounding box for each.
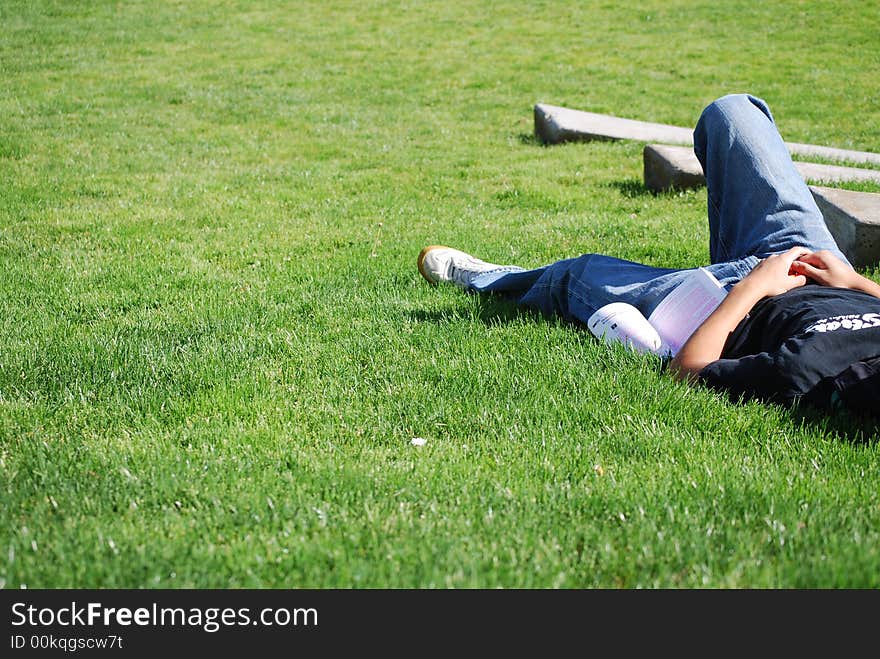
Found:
[410,437,427,447]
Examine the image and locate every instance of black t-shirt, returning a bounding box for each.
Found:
[698,285,880,406]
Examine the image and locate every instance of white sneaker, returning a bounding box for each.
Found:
[417,245,505,288]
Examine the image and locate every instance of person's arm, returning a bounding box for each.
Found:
[669,246,810,382]
[788,250,880,299]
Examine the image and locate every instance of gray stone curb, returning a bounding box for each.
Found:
[643,145,880,193]
[533,102,880,266]
[535,103,880,167]
[534,103,693,146]
[810,186,880,269]
[642,145,880,267]
[643,145,704,193]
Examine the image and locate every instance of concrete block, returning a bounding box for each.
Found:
[809,186,880,268]
[642,145,880,193]
[795,161,880,185]
[534,103,693,146]
[536,103,880,167]
[643,144,704,192]
[641,145,880,267]
[786,142,880,168]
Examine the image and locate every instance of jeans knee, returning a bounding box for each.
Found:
[694,93,775,158]
[700,93,774,131]
[571,253,598,273]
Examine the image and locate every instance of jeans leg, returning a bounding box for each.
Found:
[694,93,850,265]
[470,253,757,326]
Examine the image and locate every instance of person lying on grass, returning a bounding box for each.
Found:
[417,94,880,418]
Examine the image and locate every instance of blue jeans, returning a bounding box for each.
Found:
[468,94,850,323]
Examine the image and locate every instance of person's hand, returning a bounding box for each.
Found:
[788,250,858,289]
[738,246,810,298]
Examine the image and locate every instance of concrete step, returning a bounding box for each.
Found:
[533,102,880,266]
[535,102,880,167]
[643,145,704,193]
[643,144,880,193]
[810,186,880,268]
[797,161,880,185]
[641,145,880,267]
[535,103,693,146]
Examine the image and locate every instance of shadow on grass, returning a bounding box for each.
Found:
[787,405,879,445]
[516,132,545,147]
[410,291,546,327]
[606,178,654,198]
[606,178,703,201]
[413,292,879,443]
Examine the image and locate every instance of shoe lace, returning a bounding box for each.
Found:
[447,256,482,286]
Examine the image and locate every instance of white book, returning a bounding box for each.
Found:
[587,267,728,357]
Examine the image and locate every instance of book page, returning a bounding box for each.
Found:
[647,268,727,357]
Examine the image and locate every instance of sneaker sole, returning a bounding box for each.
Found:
[417,245,449,284]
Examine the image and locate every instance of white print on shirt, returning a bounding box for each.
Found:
[805,312,880,334]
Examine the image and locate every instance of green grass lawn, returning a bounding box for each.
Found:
[2,0,879,588]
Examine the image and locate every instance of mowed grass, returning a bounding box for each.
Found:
[1,0,879,588]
